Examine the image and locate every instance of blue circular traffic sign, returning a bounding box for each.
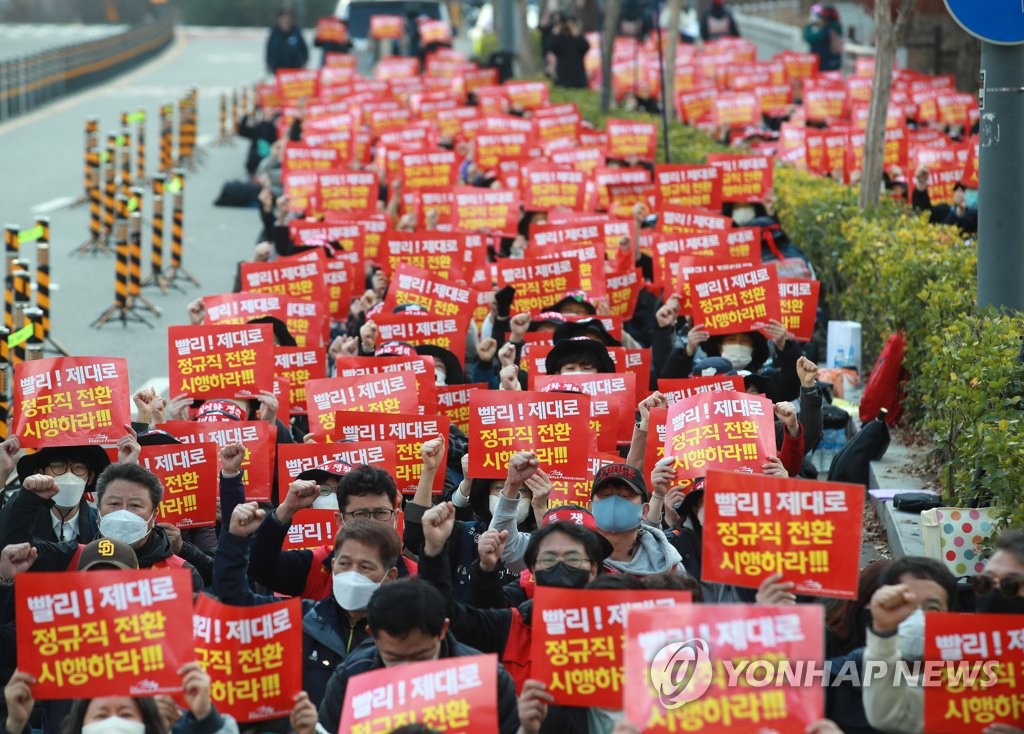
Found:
[944,0,1024,45]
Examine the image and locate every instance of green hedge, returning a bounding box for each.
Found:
[550,86,1024,530]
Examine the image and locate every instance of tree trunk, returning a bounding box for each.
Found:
[858,0,916,210]
[516,0,538,77]
[663,0,684,122]
[600,0,624,114]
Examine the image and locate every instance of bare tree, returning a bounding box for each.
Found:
[662,0,684,122]
[858,0,917,210]
[600,0,624,113]
[517,0,539,77]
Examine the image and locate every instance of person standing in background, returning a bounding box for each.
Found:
[266,8,309,75]
[700,0,740,41]
[803,4,844,71]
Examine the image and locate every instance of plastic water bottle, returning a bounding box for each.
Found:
[833,347,845,368]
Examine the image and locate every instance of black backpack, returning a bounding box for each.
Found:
[827,410,891,485]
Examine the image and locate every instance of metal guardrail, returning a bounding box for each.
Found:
[0,21,175,123]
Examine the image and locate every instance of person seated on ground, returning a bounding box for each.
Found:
[315,578,520,734]
[248,464,415,600]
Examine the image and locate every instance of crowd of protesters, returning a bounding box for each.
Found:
[0,7,1010,734]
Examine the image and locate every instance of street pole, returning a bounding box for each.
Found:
[977,42,1024,310]
[498,0,518,76]
[653,0,672,162]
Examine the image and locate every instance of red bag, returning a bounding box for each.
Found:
[859,331,907,426]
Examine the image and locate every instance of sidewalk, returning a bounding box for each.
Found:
[868,437,931,559]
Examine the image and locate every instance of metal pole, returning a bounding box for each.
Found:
[497,0,517,57]
[977,42,1024,311]
[653,0,671,163]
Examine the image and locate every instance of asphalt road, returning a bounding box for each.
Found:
[0,26,272,396]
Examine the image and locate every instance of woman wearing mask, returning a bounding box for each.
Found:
[3,663,235,734]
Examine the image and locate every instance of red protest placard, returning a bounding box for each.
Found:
[306,373,420,433]
[924,613,1024,733]
[606,267,643,320]
[712,92,760,128]
[497,258,582,314]
[707,154,774,203]
[451,186,521,236]
[605,119,657,161]
[168,324,274,401]
[664,390,776,481]
[329,412,450,495]
[275,70,318,103]
[521,164,586,212]
[383,263,476,319]
[16,569,194,698]
[382,232,466,282]
[240,254,327,304]
[315,17,348,44]
[401,149,458,189]
[657,205,731,235]
[702,470,864,598]
[157,421,276,503]
[13,357,129,448]
[339,654,499,733]
[778,278,820,341]
[690,265,781,335]
[469,390,590,479]
[912,163,964,205]
[546,453,620,510]
[274,347,326,416]
[373,313,469,367]
[142,442,219,529]
[535,373,636,446]
[332,355,438,416]
[436,383,487,436]
[474,131,532,170]
[280,509,338,551]
[276,441,398,498]
[317,170,376,214]
[282,143,339,173]
[654,164,723,210]
[624,604,824,733]
[658,375,745,404]
[370,14,404,39]
[204,292,327,349]
[192,595,302,722]
[532,588,692,708]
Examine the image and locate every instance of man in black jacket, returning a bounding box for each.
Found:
[266,9,309,74]
[316,578,520,734]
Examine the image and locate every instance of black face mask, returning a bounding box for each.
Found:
[534,562,590,589]
[974,591,1024,615]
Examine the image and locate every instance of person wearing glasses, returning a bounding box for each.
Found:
[974,528,1024,615]
[0,443,110,544]
[215,502,405,710]
[249,463,417,601]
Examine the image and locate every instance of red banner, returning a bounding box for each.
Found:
[658,375,744,404]
[382,232,466,282]
[605,119,657,161]
[606,267,643,320]
[532,588,693,708]
[317,170,376,214]
[474,131,532,170]
[142,442,219,529]
[274,347,326,416]
[168,325,274,401]
[664,391,776,481]
[401,149,458,189]
[204,292,327,349]
[451,187,521,236]
[535,373,636,446]
[192,595,302,722]
[332,356,438,416]
[314,17,348,44]
[436,383,487,436]
[521,164,586,212]
[15,569,194,698]
[654,165,723,210]
[328,412,449,495]
[157,421,276,503]
[658,205,731,236]
[305,373,420,433]
[690,265,781,335]
[369,14,404,39]
[778,278,820,340]
[275,70,318,103]
[468,390,590,479]
[279,508,338,551]
[707,154,773,203]
[924,613,1024,733]
[282,143,339,172]
[497,258,582,314]
[383,263,476,319]
[546,453,620,510]
[240,255,327,304]
[276,441,398,496]
[702,471,864,598]
[373,313,469,365]
[624,604,824,733]
[13,357,129,448]
[339,654,499,733]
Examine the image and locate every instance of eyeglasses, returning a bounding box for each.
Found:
[534,552,591,571]
[318,484,335,496]
[44,461,90,478]
[972,572,1024,598]
[341,509,395,522]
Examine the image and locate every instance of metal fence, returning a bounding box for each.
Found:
[0,20,175,122]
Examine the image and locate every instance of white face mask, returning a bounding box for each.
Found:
[897,608,925,662]
[52,473,87,509]
[99,510,151,546]
[696,505,705,526]
[732,205,756,225]
[434,367,447,386]
[333,570,382,611]
[82,718,146,734]
[720,343,753,369]
[312,494,339,510]
[488,495,532,525]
